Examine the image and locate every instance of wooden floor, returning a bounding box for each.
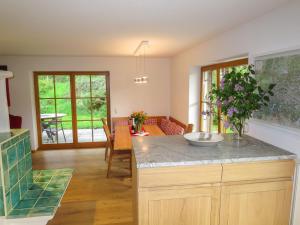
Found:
[32,148,133,225]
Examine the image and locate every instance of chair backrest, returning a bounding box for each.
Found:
[101,118,107,126]
[185,124,194,134]
[169,116,194,134]
[103,124,113,149]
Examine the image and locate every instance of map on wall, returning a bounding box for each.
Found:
[253,49,300,129]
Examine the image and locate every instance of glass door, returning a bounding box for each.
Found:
[75,75,108,143]
[200,69,219,133]
[34,72,110,149]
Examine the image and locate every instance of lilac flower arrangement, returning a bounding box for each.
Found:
[209,65,275,137]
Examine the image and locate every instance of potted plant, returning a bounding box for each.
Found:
[130,111,147,133]
[209,65,275,138]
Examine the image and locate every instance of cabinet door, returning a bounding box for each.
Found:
[220,181,293,225]
[139,186,220,225]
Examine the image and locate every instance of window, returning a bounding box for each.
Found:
[34,71,111,149]
[200,58,248,133]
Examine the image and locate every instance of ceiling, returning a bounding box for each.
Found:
[0,0,290,57]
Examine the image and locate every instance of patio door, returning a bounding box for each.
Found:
[34,71,110,150]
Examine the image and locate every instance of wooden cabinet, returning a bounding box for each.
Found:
[133,158,295,225]
[220,181,293,225]
[138,186,220,225]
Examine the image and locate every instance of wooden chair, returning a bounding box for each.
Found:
[103,124,131,178]
[185,124,194,134]
[169,116,194,134]
[101,118,109,161]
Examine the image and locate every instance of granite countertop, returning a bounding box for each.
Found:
[132,135,297,168]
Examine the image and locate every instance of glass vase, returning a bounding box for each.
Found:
[135,122,143,134]
[232,122,249,140]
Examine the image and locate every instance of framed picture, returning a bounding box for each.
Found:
[253,49,300,130]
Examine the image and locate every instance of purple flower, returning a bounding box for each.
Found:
[227,107,238,117]
[216,99,222,107]
[234,84,244,91]
[220,78,225,90]
[224,121,230,129]
[223,100,228,106]
[228,96,234,102]
[202,110,210,116]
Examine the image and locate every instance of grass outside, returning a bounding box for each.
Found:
[39,75,107,129]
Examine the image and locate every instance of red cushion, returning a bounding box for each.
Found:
[9,115,22,129]
[172,125,184,135]
[164,122,184,135]
[144,118,158,125]
[160,119,169,133]
[164,122,176,135]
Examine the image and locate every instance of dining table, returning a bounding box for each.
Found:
[114,124,165,151]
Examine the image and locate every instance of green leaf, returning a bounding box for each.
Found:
[268,83,276,90]
[263,96,270,102]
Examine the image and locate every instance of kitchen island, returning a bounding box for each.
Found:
[132,135,297,225]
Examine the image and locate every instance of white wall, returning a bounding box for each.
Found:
[170,1,300,223]
[188,66,200,131]
[171,0,300,125]
[0,56,170,149]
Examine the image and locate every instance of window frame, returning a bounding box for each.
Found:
[200,58,248,133]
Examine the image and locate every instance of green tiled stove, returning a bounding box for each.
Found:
[0,129,73,225]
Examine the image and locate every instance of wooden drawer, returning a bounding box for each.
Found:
[137,164,222,188]
[222,160,295,183]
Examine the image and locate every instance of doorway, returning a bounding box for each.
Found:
[34,71,111,149]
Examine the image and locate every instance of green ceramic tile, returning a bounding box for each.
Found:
[29,207,55,217]
[16,141,25,160]
[11,185,20,207]
[25,154,32,171]
[56,168,73,175]
[46,182,66,190]
[6,191,12,213]
[19,177,27,198]
[35,182,48,189]
[7,146,17,168]
[32,170,40,177]
[51,175,69,183]
[48,177,69,186]
[1,150,8,171]
[18,158,26,179]
[34,175,52,183]
[41,189,63,198]
[23,190,43,199]
[8,209,30,218]
[24,138,31,154]
[28,183,45,191]
[26,171,33,189]
[4,171,10,192]
[2,140,11,149]
[39,170,57,176]
[35,197,60,207]
[9,165,19,188]
[14,199,37,209]
[10,137,18,145]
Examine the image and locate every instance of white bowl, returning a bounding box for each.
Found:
[184,132,224,147]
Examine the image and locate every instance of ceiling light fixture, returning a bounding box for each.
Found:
[134,41,149,84]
